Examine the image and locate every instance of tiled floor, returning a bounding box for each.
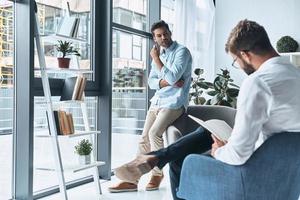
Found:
[41,169,173,200]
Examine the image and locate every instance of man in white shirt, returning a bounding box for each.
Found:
[113,19,300,200]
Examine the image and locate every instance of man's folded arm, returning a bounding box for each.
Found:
[161,48,191,85]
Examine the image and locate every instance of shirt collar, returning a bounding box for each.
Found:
[162,41,177,55]
[256,56,288,72]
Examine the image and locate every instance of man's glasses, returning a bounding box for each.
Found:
[231,56,239,69]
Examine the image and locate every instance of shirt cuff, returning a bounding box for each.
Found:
[155,78,161,90]
[214,147,223,160]
[214,145,247,165]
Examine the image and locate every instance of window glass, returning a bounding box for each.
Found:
[112,29,147,168]
[34,0,92,79]
[119,33,132,59]
[113,0,148,31]
[160,0,175,31]
[32,0,98,193]
[33,96,98,192]
[0,1,14,199]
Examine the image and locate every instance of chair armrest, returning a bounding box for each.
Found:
[177,154,244,200]
[165,105,237,145]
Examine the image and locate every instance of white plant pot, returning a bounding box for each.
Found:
[78,154,91,165]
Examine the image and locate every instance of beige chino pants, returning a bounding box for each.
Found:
[137,106,184,178]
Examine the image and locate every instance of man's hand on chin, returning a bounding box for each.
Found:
[150,46,160,60]
[211,135,226,157]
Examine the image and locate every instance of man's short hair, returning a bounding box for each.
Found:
[225,19,273,55]
[151,20,171,35]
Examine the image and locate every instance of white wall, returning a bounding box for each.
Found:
[215,0,300,85]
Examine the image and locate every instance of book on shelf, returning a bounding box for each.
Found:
[46,111,62,135]
[60,75,87,101]
[66,113,74,134]
[76,75,87,100]
[57,16,80,38]
[70,18,80,38]
[46,110,75,135]
[188,115,232,142]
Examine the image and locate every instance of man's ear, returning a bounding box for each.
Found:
[240,51,251,63]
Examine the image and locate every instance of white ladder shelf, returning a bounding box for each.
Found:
[33,2,104,199]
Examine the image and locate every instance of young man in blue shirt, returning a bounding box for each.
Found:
[109,20,192,192]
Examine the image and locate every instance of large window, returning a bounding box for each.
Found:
[111,0,153,169]
[0,1,14,199]
[112,30,147,167]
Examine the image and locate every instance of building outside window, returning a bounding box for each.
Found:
[161,0,175,31]
[111,0,150,168]
[0,1,13,199]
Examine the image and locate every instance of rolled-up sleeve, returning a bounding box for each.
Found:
[148,64,161,90]
[161,48,191,85]
[214,76,272,165]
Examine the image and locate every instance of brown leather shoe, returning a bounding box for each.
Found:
[145,175,164,191]
[108,181,138,193]
[114,154,158,182]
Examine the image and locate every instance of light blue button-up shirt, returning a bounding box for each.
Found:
[148,41,192,109]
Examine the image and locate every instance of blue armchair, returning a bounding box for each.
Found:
[165,105,300,200]
[177,131,300,200]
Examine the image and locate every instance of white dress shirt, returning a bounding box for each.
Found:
[214,56,300,165]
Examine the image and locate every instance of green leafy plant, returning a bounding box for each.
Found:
[189,68,213,105]
[74,139,93,156]
[190,68,240,108]
[55,40,81,58]
[206,69,240,107]
[276,36,299,53]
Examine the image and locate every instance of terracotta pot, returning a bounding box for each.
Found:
[57,57,71,68]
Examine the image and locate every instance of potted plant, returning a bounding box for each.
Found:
[276,36,299,53]
[74,139,93,165]
[55,40,80,68]
[189,68,213,105]
[205,69,240,108]
[189,68,240,108]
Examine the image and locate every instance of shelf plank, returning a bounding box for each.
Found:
[34,68,93,74]
[36,161,106,173]
[35,130,101,138]
[40,34,88,44]
[279,52,300,68]
[72,161,106,173]
[53,100,84,105]
[279,52,300,56]
[35,100,84,106]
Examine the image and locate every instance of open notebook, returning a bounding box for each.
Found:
[188,115,233,142]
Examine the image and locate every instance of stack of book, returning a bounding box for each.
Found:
[47,110,75,135]
[60,75,87,101]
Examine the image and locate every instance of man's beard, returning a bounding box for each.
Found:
[160,39,172,48]
[241,59,256,75]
